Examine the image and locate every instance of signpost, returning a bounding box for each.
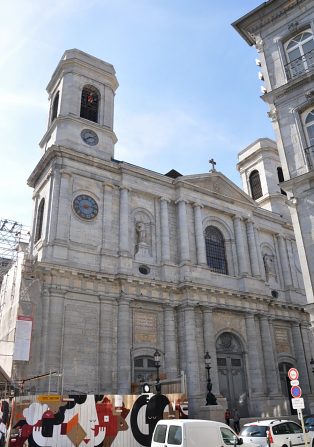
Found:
[288,368,309,447]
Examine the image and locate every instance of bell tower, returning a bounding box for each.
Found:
[39,49,119,161]
[237,138,290,220]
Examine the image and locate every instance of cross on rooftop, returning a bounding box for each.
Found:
[209,158,216,172]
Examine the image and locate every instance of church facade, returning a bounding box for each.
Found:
[0,48,313,418]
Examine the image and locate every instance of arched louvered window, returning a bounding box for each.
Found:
[205,226,228,274]
[277,167,287,196]
[51,91,59,122]
[80,85,99,123]
[249,170,263,200]
[35,199,45,243]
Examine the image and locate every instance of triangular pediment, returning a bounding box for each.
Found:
[177,171,256,205]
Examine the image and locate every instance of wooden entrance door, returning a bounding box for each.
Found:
[216,332,248,417]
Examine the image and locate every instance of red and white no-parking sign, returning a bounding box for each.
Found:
[288,367,299,381]
[291,385,302,398]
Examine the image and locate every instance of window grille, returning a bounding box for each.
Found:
[80,85,99,123]
[285,30,314,79]
[249,170,263,200]
[35,199,45,243]
[51,91,59,122]
[133,356,156,383]
[204,226,228,274]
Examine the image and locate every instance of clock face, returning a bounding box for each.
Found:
[81,129,99,146]
[73,195,98,220]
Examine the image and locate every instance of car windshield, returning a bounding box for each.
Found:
[241,425,268,437]
[305,417,314,425]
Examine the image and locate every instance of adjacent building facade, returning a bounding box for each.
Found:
[0,48,313,418]
[233,0,314,324]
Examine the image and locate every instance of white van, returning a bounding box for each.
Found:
[151,419,256,447]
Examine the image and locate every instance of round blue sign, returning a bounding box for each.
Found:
[291,385,302,398]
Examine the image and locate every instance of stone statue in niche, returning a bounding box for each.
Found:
[136,222,148,245]
[263,253,276,281]
[135,221,152,261]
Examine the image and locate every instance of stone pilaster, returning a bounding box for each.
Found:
[160,198,171,262]
[119,187,129,255]
[183,303,202,416]
[246,219,260,278]
[164,305,178,380]
[259,316,281,395]
[291,321,311,394]
[177,200,190,263]
[245,313,264,396]
[99,297,114,392]
[276,234,293,288]
[46,291,65,374]
[300,324,314,394]
[56,170,73,241]
[254,225,265,280]
[193,203,207,265]
[233,215,249,276]
[47,167,61,243]
[103,184,115,252]
[286,238,299,288]
[116,295,131,394]
[202,307,219,395]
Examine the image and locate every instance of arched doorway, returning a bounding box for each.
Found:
[279,361,296,415]
[216,332,248,416]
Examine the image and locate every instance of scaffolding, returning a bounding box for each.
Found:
[0,218,30,284]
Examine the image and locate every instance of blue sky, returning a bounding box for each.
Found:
[0,0,274,227]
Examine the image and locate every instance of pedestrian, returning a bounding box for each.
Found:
[224,408,231,426]
[0,419,6,447]
[233,408,240,434]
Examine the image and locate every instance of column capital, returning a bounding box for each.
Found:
[245,312,256,320]
[276,233,285,240]
[202,305,214,314]
[179,300,196,310]
[60,169,73,177]
[160,197,171,204]
[119,185,129,192]
[232,214,243,222]
[175,198,189,205]
[116,292,133,304]
[192,202,204,209]
[102,182,116,190]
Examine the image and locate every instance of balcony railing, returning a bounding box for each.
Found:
[304,145,314,170]
[284,49,314,81]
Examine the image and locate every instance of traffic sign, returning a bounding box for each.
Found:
[290,379,299,386]
[288,368,299,380]
[291,386,302,398]
[292,398,305,409]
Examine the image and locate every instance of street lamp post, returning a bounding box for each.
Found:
[154,349,161,393]
[204,351,217,405]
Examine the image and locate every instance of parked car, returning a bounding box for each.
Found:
[151,419,257,447]
[240,419,314,447]
[305,416,314,432]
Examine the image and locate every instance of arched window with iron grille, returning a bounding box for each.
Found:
[51,91,59,122]
[204,226,228,274]
[80,85,99,123]
[35,199,45,243]
[249,170,263,200]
